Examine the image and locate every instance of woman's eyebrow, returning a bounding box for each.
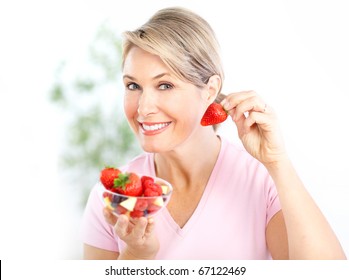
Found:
[123,74,136,80]
[152,72,171,80]
[123,72,171,81]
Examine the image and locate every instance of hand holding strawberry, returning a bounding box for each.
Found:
[103,208,159,259]
[220,90,287,166]
[101,171,162,258]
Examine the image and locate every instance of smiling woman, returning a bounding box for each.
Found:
[122,47,214,153]
[0,1,347,273]
[81,6,346,260]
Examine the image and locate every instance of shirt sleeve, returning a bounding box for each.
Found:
[80,183,119,252]
[265,175,282,225]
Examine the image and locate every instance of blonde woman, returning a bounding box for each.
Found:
[82,7,346,260]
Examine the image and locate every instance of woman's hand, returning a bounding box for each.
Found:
[221,90,287,166]
[103,207,159,259]
[221,91,347,259]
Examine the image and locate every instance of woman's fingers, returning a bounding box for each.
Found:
[114,214,130,238]
[103,211,159,259]
[220,91,250,111]
[220,90,257,112]
[113,215,154,243]
[244,111,270,133]
[233,96,267,121]
[220,90,286,165]
[221,91,271,134]
[131,217,148,239]
[145,218,155,236]
[103,207,118,225]
[221,92,268,119]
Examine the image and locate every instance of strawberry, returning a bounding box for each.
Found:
[102,192,112,199]
[130,210,144,218]
[115,205,128,215]
[100,167,121,190]
[112,172,143,196]
[144,182,162,197]
[141,175,154,189]
[147,202,161,213]
[134,198,148,211]
[200,102,228,126]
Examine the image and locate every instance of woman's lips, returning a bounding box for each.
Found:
[139,121,172,135]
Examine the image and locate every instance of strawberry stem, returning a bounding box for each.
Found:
[113,172,130,190]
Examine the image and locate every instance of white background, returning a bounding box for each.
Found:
[0,0,348,260]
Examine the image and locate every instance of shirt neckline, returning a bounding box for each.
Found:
[149,136,226,237]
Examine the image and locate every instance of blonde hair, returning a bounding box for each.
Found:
[121,7,224,92]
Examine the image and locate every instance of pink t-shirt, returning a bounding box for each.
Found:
[81,137,281,259]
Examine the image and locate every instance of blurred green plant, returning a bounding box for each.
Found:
[49,22,141,206]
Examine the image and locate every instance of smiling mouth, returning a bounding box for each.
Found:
[141,122,172,132]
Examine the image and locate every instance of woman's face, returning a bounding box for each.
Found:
[122,46,209,153]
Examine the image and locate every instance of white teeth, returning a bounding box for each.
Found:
[142,122,170,131]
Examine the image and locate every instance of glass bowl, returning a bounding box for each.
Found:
[101,176,173,218]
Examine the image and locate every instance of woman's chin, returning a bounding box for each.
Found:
[139,138,173,153]
[141,144,165,153]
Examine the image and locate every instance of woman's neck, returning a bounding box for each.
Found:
[154,130,221,191]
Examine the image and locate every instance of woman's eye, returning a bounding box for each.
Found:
[159,83,173,90]
[126,83,140,90]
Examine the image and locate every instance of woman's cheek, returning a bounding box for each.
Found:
[124,95,139,128]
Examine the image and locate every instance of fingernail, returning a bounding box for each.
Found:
[220,99,226,107]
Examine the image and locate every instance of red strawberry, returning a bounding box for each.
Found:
[102,192,112,200]
[130,210,144,218]
[115,205,128,215]
[141,175,154,189]
[100,167,121,190]
[144,182,162,197]
[141,175,154,184]
[113,172,143,196]
[200,103,228,126]
[147,202,161,213]
[134,198,148,211]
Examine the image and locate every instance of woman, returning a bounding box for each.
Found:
[81,7,346,260]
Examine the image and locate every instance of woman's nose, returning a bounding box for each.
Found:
[137,91,158,116]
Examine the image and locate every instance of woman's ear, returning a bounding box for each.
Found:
[206,75,222,103]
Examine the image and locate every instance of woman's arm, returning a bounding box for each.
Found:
[83,243,152,260]
[83,244,119,260]
[222,90,346,259]
[266,210,289,259]
[266,158,346,259]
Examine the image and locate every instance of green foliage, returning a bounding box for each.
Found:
[49,22,141,206]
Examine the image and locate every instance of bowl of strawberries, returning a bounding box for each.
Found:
[99,167,173,218]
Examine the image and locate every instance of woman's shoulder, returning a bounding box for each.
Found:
[221,137,256,162]
[219,136,268,175]
[218,137,278,210]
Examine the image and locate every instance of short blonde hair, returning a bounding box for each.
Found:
[121,7,224,92]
